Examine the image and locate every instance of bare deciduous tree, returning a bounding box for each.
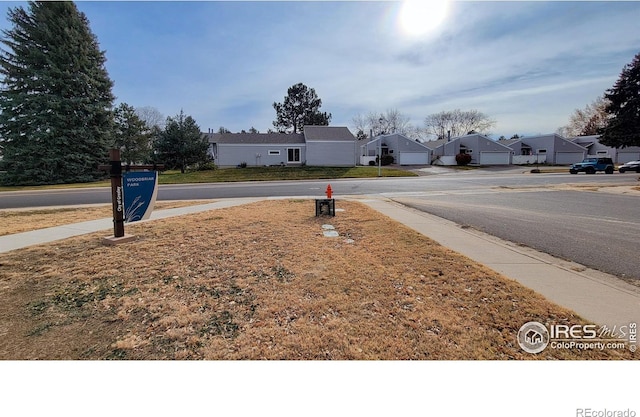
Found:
[135,106,166,131]
[423,109,495,140]
[556,96,610,138]
[352,108,419,139]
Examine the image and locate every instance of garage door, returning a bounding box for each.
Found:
[479,152,510,165]
[618,152,640,164]
[555,152,584,165]
[399,152,429,165]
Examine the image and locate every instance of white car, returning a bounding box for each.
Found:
[618,160,640,173]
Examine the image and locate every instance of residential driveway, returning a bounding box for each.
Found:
[389,165,456,176]
[393,189,640,281]
[391,164,550,176]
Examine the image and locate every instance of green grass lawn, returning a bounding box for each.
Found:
[0,166,416,191]
[158,166,415,184]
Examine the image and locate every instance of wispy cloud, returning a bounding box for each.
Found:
[1,1,638,138]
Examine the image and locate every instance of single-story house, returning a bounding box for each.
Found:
[360,133,432,165]
[511,134,587,165]
[571,135,640,164]
[206,126,357,167]
[425,134,513,165]
[303,126,358,166]
[498,138,545,164]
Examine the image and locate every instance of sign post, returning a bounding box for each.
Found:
[99,149,164,245]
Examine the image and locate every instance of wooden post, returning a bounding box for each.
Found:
[108,149,125,238]
[98,149,134,244]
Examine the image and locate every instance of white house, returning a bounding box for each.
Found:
[206,126,357,167]
[571,135,640,163]
[360,133,432,166]
[498,138,546,165]
[303,126,358,166]
[425,134,513,165]
[511,134,587,165]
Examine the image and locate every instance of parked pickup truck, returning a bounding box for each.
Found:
[569,157,614,174]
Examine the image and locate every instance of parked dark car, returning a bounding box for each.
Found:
[569,157,614,174]
[618,160,640,173]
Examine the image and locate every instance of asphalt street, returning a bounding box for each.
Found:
[1,170,638,281]
[0,170,637,209]
[393,189,640,280]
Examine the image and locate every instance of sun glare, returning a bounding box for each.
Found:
[398,0,449,37]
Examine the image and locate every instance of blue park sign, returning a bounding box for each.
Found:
[123,171,158,223]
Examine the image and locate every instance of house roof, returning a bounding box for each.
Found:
[422,138,450,150]
[209,132,305,145]
[570,135,600,141]
[365,133,433,150]
[521,133,589,151]
[457,134,514,151]
[206,126,355,145]
[303,126,356,142]
[570,135,640,151]
[570,135,598,148]
[421,134,515,151]
[499,138,522,147]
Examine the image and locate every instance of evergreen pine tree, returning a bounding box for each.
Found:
[599,52,640,148]
[272,83,331,134]
[0,1,114,185]
[153,110,209,174]
[113,103,152,164]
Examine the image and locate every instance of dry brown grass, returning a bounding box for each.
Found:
[0,201,214,236]
[0,199,634,360]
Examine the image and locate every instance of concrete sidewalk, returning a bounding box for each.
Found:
[2,196,639,329]
[0,198,262,253]
[357,197,640,329]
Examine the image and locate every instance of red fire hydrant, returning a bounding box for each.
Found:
[325,184,333,199]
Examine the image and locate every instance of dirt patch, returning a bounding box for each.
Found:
[0,200,633,360]
[0,201,215,236]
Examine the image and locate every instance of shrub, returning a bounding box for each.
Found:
[456,153,472,165]
[190,161,217,171]
[380,155,395,166]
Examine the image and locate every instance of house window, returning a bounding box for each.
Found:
[287,148,301,163]
[538,149,547,154]
[596,150,608,156]
[268,150,280,156]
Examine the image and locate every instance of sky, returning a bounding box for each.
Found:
[1,0,639,140]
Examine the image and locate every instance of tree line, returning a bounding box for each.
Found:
[0,2,211,185]
[352,108,497,142]
[0,3,335,185]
